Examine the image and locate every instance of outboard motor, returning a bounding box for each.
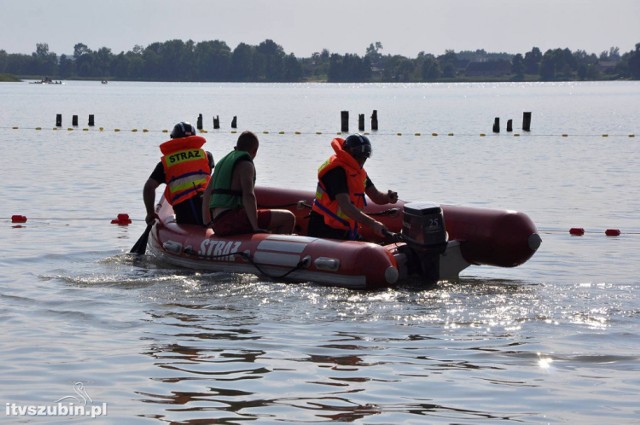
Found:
[401,202,448,284]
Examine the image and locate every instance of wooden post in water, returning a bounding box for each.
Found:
[55,114,62,127]
[213,115,220,129]
[341,111,349,133]
[371,110,378,131]
[506,119,513,132]
[72,115,78,126]
[522,112,532,131]
[358,114,365,131]
[493,117,500,133]
[231,116,237,129]
[197,114,203,130]
[88,114,95,127]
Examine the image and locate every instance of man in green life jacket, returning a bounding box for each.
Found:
[202,131,295,236]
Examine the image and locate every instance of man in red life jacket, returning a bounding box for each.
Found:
[309,134,398,240]
[143,122,214,225]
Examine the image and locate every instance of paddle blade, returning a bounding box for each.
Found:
[130,223,153,255]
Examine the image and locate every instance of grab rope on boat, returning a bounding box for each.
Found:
[182,247,311,280]
[237,251,311,280]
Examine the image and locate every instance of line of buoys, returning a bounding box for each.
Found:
[2,126,637,138]
[569,227,623,237]
[8,213,140,226]
[8,214,637,241]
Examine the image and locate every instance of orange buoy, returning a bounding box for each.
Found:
[605,229,621,237]
[569,227,585,236]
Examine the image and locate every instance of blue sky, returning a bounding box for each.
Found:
[2,0,638,57]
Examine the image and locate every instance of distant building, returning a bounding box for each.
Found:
[596,60,618,74]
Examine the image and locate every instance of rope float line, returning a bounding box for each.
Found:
[8,214,640,236]
[1,126,636,138]
[0,110,635,137]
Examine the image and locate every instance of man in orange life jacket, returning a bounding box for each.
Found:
[143,122,214,226]
[309,134,398,240]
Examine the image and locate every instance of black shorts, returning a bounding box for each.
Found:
[173,196,205,225]
[307,211,351,240]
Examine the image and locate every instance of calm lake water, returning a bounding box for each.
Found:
[1,81,639,424]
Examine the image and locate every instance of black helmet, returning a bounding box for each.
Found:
[170,121,196,139]
[343,134,372,159]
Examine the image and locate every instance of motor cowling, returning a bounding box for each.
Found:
[401,202,448,285]
[402,202,447,253]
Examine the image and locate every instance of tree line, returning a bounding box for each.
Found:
[1,39,639,82]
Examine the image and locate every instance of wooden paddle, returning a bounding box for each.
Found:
[129,223,153,255]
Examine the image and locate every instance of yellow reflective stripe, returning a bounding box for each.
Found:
[168,177,207,194]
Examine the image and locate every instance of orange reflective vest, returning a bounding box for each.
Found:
[312,138,367,239]
[159,135,211,206]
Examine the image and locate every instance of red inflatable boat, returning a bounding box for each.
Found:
[147,186,541,289]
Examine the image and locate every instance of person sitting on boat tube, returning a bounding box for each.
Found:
[308,134,398,240]
[143,121,214,226]
[202,131,295,236]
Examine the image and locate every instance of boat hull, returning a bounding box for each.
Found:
[146,186,541,289]
[254,186,541,268]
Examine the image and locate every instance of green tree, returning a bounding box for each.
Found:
[93,47,113,77]
[365,42,383,64]
[231,43,253,81]
[385,55,414,81]
[73,43,94,77]
[540,48,576,80]
[523,47,542,75]
[255,39,286,81]
[283,53,302,81]
[194,40,231,81]
[33,43,58,76]
[305,49,330,80]
[0,49,7,73]
[58,54,75,78]
[438,50,458,78]
[417,52,441,81]
[628,43,640,79]
[511,53,525,80]
[157,39,194,81]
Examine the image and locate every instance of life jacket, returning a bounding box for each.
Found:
[208,149,254,210]
[312,138,368,239]
[159,135,211,206]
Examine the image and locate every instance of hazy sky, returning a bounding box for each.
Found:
[2,0,638,58]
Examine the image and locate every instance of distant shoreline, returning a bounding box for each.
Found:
[2,75,631,84]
